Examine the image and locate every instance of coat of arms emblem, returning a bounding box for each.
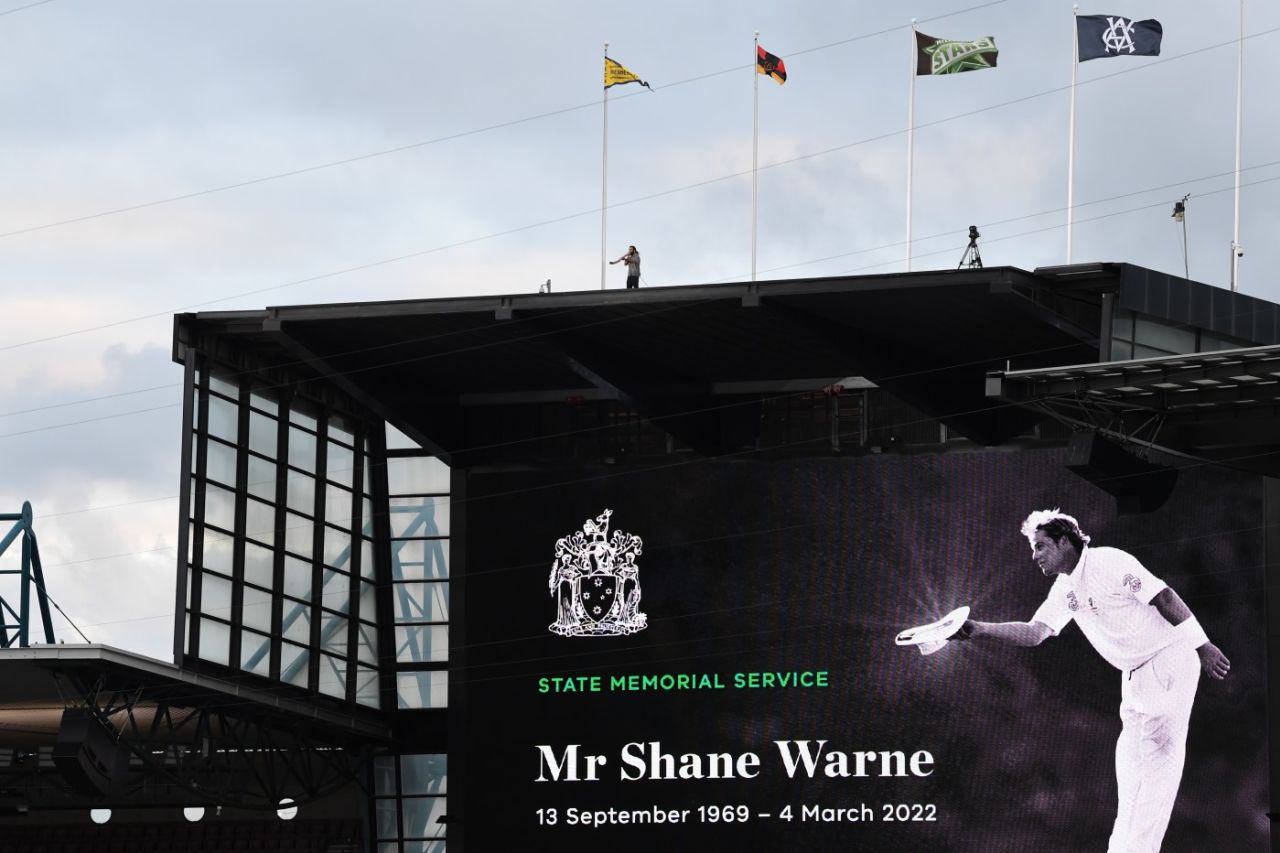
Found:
[548,509,646,637]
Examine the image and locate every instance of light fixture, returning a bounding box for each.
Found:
[1172,194,1190,279]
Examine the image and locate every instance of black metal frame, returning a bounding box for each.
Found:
[174,345,389,715]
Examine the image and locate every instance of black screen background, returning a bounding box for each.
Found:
[457,448,1267,852]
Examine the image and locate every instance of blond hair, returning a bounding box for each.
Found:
[1021,509,1091,550]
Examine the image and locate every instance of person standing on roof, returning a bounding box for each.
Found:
[610,245,641,289]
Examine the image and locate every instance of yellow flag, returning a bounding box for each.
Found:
[604,57,651,90]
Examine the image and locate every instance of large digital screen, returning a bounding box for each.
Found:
[460,448,1268,851]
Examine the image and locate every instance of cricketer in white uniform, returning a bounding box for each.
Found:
[956,510,1231,853]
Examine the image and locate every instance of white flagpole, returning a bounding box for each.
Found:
[752,32,759,282]
[1066,6,1079,264]
[1230,0,1244,291]
[906,20,916,272]
[601,43,609,290]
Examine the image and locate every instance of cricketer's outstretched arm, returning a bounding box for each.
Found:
[954,619,1052,647]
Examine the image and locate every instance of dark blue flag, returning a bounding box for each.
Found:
[1077,15,1162,61]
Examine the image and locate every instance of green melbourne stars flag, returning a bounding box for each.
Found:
[915,31,998,75]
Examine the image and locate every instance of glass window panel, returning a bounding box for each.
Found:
[200,528,233,575]
[209,373,238,399]
[286,471,315,515]
[283,556,313,600]
[200,618,231,666]
[394,582,448,624]
[395,625,448,664]
[282,601,311,644]
[245,498,276,548]
[373,756,396,797]
[246,454,277,503]
[324,526,353,569]
[328,413,356,447]
[1110,339,1133,362]
[1197,334,1220,352]
[185,567,193,611]
[1135,315,1195,354]
[401,797,447,840]
[375,799,398,841]
[248,411,277,459]
[327,441,354,487]
[280,642,309,688]
[325,484,353,529]
[386,456,449,496]
[205,440,237,487]
[240,631,272,676]
[1112,310,1134,340]
[242,585,273,633]
[356,619,378,664]
[289,402,318,431]
[243,541,274,590]
[360,538,375,581]
[391,539,449,581]
[400,755,447,796]
[203,484,236,533]
[397,672,447,710]
[321,568,350,612]
[249,385,278,416]
[1134,343,1174,360]
[389,497,449,537]
[288,427,317,473]
[201,572,233,619]
[378,844,398,853]
[358,581,377,625]
[321,612,349,656]
[284,511,314,558]
[361,498,374,538]
[207,394,239,444]
[1201,332,1243,352]
[356,666,380,709]
[385,422,420,450]
[363,456,372,496]
[401,842,446,853]
[317,653,346,698]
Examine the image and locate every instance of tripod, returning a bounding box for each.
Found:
[958,225,983,269]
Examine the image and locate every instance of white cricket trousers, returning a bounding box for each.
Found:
[1107,642,1201,853]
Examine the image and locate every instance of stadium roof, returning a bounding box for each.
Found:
[174,262,1280,464]
[988,343,1280,477]
[0,645,388,746]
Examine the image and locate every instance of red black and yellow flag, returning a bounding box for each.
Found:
[756,46,786,84]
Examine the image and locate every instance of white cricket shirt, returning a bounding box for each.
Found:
[1031,545,1177,672]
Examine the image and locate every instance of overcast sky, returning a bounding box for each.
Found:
[0,0,1275,661]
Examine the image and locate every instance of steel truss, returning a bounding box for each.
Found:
[2,666,378,811]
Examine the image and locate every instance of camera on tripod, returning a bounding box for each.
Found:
[958,225,983,269]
